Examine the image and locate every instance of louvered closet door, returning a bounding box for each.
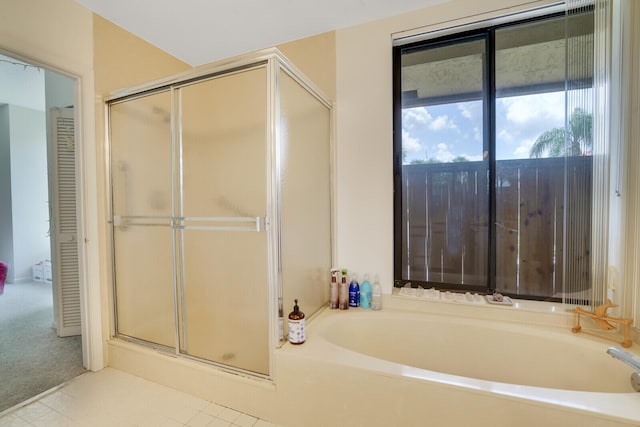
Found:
[50,107,81,337]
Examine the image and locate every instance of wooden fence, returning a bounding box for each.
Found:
[401,157,592,298]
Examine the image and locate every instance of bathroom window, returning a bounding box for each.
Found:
[393,8,596,301]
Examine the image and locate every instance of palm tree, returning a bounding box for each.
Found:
[529,108,593,158]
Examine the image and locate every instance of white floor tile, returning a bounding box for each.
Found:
[217,407,241,423]
[127,409,171,427]
[13,402,57,423]
[39,391,88,422]
[159,418,185,427]
[163,404,202,424]
[30,411,73,427]
[187,411,216,427]
[72,415,136,427]
[233,413,258,427]
[0,368,277,427]
[0,414,31,427]
[202,403,225,418]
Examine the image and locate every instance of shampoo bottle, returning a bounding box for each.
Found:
[288,299,305,344]
[329,268,339,309]
[360,274,372,309]
[348,275,360,308]
[339,269,349,309]
[371,276,382,310]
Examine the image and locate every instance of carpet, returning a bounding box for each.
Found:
[0,282,85,412]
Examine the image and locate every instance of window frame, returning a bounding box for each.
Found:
[392,10,589,301]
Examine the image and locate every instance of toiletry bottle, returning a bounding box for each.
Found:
[360,274,372,309]
[339,269,349,309]
[329,268,339,309]
[288,299,305,344]
[371,276,382,310]
[349,275,360,308]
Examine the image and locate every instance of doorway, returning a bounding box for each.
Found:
[0,54,84,413]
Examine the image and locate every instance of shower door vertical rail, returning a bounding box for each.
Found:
[175,65,271,376]
[108,89,177,350]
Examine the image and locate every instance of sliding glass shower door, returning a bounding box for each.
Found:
[109,66,270,375]
[108,50,333,379]
[177,67,269,375]
[110,91,176,348]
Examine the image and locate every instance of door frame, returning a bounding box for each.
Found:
[0,46,104,372]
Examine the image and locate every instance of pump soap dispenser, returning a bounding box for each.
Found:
[339,269,349,310]
[288,299,306,344]
[329,268,339,309]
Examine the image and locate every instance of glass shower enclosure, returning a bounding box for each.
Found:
[107,50,332,378]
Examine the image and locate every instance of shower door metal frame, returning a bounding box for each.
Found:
[105,48,333,382]
[106,86,178,354]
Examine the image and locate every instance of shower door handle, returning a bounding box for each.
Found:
[173,216,265,232]
[112,215,172,229]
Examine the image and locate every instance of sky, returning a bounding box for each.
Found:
[402,91,567,164]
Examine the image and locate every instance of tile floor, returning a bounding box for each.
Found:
[0,368,281,427]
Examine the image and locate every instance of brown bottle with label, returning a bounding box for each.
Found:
[288,299,305,344]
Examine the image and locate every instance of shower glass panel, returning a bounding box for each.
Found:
[109,91,176,348]
[279,70,332,327]
[177,67,270,374]
[107,50,333,379]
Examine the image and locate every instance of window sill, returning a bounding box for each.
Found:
[389,288,575,329]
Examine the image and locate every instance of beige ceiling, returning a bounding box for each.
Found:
[75,0,450,66]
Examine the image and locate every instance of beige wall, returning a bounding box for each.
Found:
[278,31,336,101]
[335,0,559,292]
[0,0,92,74]
[93,15,192,95]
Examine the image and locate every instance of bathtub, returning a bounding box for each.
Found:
[275,295,640,427]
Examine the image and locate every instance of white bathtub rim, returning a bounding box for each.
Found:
[389,290,576,327]
[281,306,640,425]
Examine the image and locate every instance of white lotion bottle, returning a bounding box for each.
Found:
[329,268,339,309]
[371,276,382,310]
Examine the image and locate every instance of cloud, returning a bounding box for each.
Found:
[403,108,432,130]
[431,143,483,162]
[402,129,422,153]
[497,92,566,159]
[457,102,482,141]
[401,91,588,161]
[502,92,565,125]
[435,143,454,162]
[429,115,457,131]
[403,107,458,133]
[513,138,536,157]
[458,102,481,120]
[497,128,513,144]
[465,153,484,161]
